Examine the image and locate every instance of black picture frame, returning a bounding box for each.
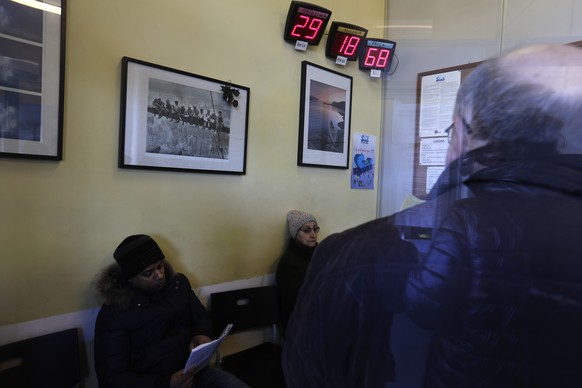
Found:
[0,0,66,160]
[119,57,250,174]
[298,61,352,169]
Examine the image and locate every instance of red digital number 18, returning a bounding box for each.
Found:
[339,35,361,56]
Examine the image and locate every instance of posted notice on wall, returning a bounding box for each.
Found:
[419,137,449,166]
[418,70,461,138]
[426,166,446,193]
[351,132,376,190]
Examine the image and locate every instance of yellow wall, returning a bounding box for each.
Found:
[0,0,386,325]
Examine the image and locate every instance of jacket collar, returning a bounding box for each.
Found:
[461,143,582,195]
[93,260,175,308]
[395,143,582,235]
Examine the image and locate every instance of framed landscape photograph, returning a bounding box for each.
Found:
[0,0,66,160]
[119,57,250,174]
[298,61,352,169]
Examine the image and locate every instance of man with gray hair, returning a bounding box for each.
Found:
[283,44,582,388]
[405,44,582,387]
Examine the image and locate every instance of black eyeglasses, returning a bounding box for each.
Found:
[462,117,472,134]
[444,123,454,144]
[300,226,320,234]
[444,118,472,144]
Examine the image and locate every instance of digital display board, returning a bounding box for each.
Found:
[284,1,332,46]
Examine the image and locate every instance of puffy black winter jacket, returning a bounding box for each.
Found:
[93,262,213,388]
[405,152,582,388]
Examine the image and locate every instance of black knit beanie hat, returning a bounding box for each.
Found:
[113,234,165,279]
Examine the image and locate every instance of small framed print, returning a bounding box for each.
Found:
[0,0,66,160]
[298,61,352,169]
[119,57,250,174]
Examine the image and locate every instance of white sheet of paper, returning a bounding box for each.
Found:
[419,137,449,166]
[419,70,461,138]
[184,323,233,373]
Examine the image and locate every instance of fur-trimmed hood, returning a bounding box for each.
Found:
[93,260,175,307]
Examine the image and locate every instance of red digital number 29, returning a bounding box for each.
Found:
[291,15,323,40]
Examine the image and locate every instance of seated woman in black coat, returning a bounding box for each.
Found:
[275,210,319,336]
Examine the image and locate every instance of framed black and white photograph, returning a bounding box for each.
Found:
[0,0,66,160]
[119,57,250,174]
[298,61,352,169]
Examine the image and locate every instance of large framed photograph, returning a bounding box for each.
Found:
[0,0,66,160]
[119,57,250,174]
[298,61,352,169]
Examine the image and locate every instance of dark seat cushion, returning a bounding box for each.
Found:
[0,328,80,388]
[221,342,285,388]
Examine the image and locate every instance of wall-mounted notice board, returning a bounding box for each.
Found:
[412,41,582,199]
[412,62,480,199]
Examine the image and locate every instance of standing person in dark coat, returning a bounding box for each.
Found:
[404,44,582,387]
[275,210,319,336]
[280,152,473,388]
[93,234,249,388]
[282,214,419,388]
